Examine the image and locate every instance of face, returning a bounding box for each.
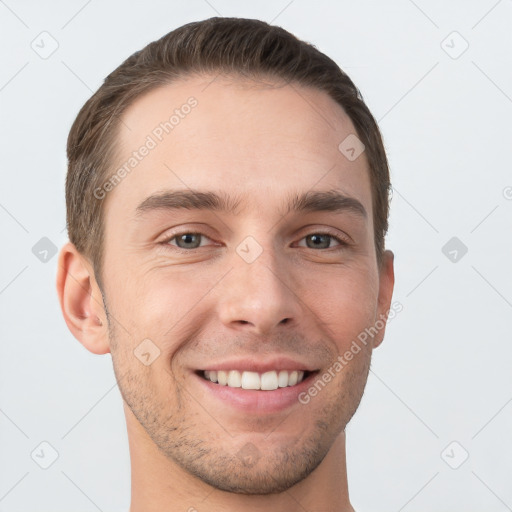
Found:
[98,75,394,494]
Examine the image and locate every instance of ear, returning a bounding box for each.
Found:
[56,242,110,354]
[373,249,395,349]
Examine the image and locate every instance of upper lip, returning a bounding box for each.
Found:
[198,356,318,373]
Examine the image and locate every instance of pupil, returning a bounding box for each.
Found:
[179,233,200,248]
[308,234,329,249]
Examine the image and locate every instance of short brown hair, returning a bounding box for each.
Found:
[66,17,391,290]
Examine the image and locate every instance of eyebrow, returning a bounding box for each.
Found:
[134,188,367,220]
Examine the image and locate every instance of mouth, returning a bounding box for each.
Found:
[195,369,316,390]
[192,357,322,413]
[193,368,320,413]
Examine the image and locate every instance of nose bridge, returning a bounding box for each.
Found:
[216,237,300,335]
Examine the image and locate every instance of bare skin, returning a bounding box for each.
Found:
[57,74,394,512]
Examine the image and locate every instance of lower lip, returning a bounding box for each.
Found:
[194,371,319,414]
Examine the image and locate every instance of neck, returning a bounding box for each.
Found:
[126,403,354,512]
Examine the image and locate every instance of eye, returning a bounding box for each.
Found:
[163,232,215,250]
[159,230,349,252]
[297,232,348,250]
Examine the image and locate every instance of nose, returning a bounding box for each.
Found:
[216,243,302,336]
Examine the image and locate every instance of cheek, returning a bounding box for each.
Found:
[108,267,227,383]
[298,266,379,342]
[107,261,215,336]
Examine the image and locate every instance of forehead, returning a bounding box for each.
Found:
[104,74,372,222]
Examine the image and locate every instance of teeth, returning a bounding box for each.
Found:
[278,370,288,387]
[203,369,307,390]
[260,371,278,390]
[227,370,241,387]
[218,370,228,386]
[241,371,260,390]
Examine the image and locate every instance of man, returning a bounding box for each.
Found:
[56,17,395,512]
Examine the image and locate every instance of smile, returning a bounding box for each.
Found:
[200,369,312,390]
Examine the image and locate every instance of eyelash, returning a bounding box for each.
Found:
[159,230,350,251]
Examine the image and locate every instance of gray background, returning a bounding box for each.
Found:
[1,0,511,511]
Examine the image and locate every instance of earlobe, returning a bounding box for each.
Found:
[373,249,395,349]
[56,242,110,355]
